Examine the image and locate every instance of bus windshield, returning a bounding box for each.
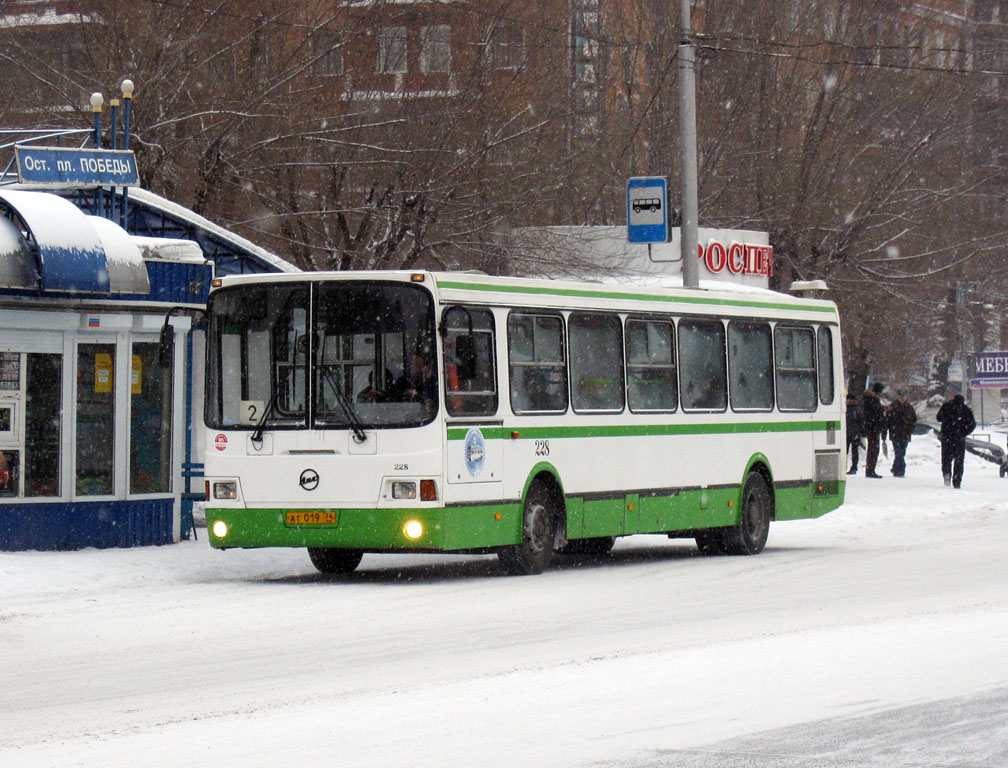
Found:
[206,280,438,430]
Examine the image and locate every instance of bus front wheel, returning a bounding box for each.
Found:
[307,547,364,574]
[724,472,772,555]
[499,483,557,575]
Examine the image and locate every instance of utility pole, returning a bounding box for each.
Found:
[679,0,700,288]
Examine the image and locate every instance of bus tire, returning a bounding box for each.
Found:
[307,547,364,574]
[499,483,557,575]
[724,472,772,555]
[695,529,728,555]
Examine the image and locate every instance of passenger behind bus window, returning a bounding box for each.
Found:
[388,347,438,415]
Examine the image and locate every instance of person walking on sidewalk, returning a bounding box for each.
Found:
[886,389,917,477]
[862,381,887,478]
[937,393,976,489]
[846,391,864,474]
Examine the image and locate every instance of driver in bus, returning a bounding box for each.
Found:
[358,368,393,403]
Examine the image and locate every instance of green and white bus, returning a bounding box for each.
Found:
[203,270,844,575]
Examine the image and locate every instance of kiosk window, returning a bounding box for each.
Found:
[130,343,173,494]
[76,343,116,496]
[0,449,17,497]
[25,353,61,497]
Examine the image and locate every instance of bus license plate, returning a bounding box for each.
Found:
[285,511,338,526]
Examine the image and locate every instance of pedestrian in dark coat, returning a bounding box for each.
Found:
[845,392,864,474]
[862,381,887,478]
[936,393,976,488]
[886,389,917,477]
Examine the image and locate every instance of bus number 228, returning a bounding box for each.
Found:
[534,440,550,457]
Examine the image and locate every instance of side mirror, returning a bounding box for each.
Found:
[159,323,174,369]
[455,334,477,380]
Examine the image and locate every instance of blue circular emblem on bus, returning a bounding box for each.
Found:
[464,428,486,478]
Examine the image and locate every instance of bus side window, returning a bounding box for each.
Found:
[508,312,567,414]
[443,307,498,417]
[728,321,773,411]
[626,318,677,412]
[570,312,624,413]
[774,325,817,411]
[678,318,727,411]
[817,326,835,405]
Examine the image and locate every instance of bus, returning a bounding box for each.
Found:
[202,270,844,575]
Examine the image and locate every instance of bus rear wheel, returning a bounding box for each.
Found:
[724,472,772,555]
[307,547,364,574]
[499,483,557,575]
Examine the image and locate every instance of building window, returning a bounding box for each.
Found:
[76,343,116,496]
[313,33,344,76]
[570,313,624,412]
[130,342,173,494]
[625,318,677,412]
[24,353,61,497]
[421,25,451,73]
[378,26,407,74]
[489,25,523,70]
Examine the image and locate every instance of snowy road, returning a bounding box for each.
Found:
[1,435,1007,767]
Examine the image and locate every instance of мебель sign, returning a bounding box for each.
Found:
[970,351,1008,389]
[15,146,139,188]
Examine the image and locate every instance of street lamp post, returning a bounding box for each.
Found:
[120,79,134,230]
[90,92,104,217]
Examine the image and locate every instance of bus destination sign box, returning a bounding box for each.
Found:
[15,146,139,188]
[627,176,668,244]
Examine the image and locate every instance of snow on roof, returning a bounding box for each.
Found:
[126,187,299,274]
[0,214,25,258]
[514,225,780,296]
[132,236,207,264]
[0,188,102,253]
[0,9,90,28]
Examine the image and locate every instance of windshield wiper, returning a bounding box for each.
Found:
[320,369,368,443]
[251,387,279,445]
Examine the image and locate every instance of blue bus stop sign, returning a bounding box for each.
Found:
[627,176,668,244]
[15,146,139,188]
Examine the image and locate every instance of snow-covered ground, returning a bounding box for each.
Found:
[1,433,1007,767]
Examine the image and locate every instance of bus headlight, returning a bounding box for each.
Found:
[392,481,417,500]
[212,520,228,539]
[213,481,237,500]
[404,520,424,540]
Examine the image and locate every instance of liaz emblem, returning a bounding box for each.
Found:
[299,469,319,491]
